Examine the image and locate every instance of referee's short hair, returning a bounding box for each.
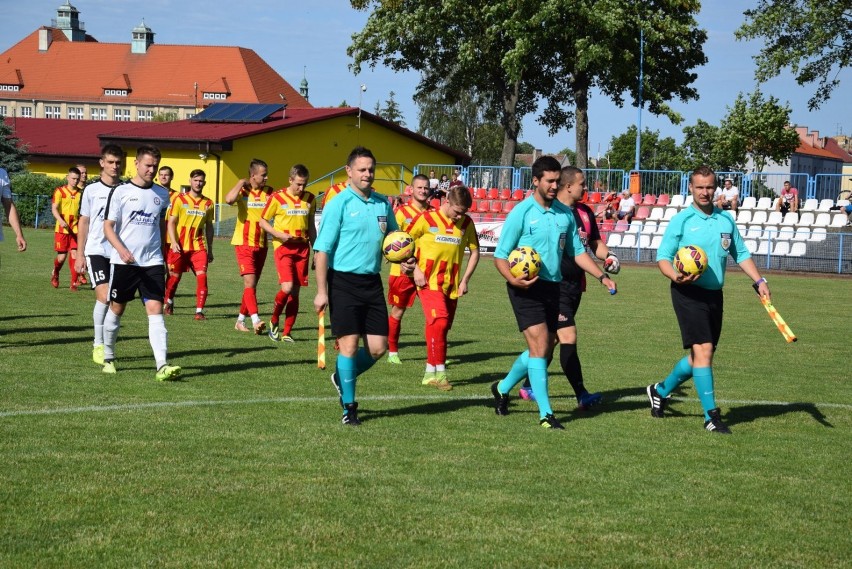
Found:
[347,146,375,166]
[691,165,716,183]
[532,155,562,180]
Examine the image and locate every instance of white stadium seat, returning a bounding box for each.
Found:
[744,239,757,254]
[684,195,694,208]
[756,240,770,255]
[669,194,685,208]
[788,242,807,257]
[837,199,850,208]
[606,233,622,247]
[650,235,663,249]
[640,222,657,235]
[766,211,783,225]
[655,222,669,235]
[736,210,752,224]
[801,198,818,212]
[752,211,768,225]
[830,213,847,228]
[740,196,757,210]
[817,199,834,212]
[781,213,798,226]
[813,213,831,227]
[772,242,790,256]
[775,228,794,241]
[756,197,773,210]
[809,227,827,242]
[663,208,678,220]
[638,235,652,249]
[792,227,810,241]
[763,225,780,240]
[797,212,815,227]
[648,207,665,221]
[620,234,636,248]
[745,225,763,239]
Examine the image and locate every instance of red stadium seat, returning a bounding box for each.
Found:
[473,188,486,200]
[614,220,629,232]
[642,194,656,206]
[489,200,503,214]
[656,194,670,207]
[511,189,525,201]
[599,219,615,233]
[481,213,494,222]
[476,200,490,213]
[487,188,499,200]
[499,188,512,201]
[633,206,651,221]
[502,200,516,214]
[588,191,602,204]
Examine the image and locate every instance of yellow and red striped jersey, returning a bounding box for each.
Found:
[408,210,479,299]
[52,185,81,234]
[389,201,431,277]
[261,189,316,250]
[230,186,272,247]
[169,193,214,251]
[321,182,347,208]
[164,187,180,244]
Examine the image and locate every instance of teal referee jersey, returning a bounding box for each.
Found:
[657,206,750,290]
[313,186,398,274]
[495,196,583,283]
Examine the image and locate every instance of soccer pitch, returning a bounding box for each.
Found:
[1,230,849,567]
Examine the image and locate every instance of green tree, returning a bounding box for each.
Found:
[416,84,503,163]
[736,0,851,110]
[515,142,535,154]
[349,0,555,174]
[540,0,707,168]
[375,91,406,127]
[716,89,801,173]
[607,126,684,172]
[558,147,578,166]
[0,120,27,175]
[152,111,179,122]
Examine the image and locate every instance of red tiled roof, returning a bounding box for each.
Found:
[823,137,852,162]
[0,28,311,108]
[4,116,109,158]
[794,142,843,160]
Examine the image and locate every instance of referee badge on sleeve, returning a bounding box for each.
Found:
[720,232,731,251]
[378,215,387,233]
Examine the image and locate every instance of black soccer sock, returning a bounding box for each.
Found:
[560,343,586,398]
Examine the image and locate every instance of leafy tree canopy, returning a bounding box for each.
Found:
[736,0,852,110]
[607,126,685,172]
[0,120,27,175]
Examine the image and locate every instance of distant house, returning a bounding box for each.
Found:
[755,127,843,199]
[0,2,310,122]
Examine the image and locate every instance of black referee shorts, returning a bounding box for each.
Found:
[671,283,724,349]
[328,269,389,337]
[507,279,560,333]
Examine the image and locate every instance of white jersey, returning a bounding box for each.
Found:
[0,167,9,242]
[80,181,118,257]
[106,181,170,267]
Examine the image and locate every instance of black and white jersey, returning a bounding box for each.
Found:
[106,182,170,267]
[80,181,119,257]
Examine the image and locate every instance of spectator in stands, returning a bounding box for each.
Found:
[599,189,620,220]
[428,170,439,193]
[616,190,636,223]
[775,181,799,216]
[436,174,451,199]
[449,169,464,189]
[714,178,739,212]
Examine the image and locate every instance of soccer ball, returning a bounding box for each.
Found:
[507,246,542,279]
[382,231,416,263]
[674,245,708,276]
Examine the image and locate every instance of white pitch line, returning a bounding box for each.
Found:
[1,394,850,419]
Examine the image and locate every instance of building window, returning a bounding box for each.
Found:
[45,105,61,119]
[67,107,84,120]
[114,108,130,121]
[0,105,7,117]
[0,85,20,92]
[137,109,154,122]
[91,107,107,120]
[185,113,196,119]
[202,92,228,100]
[104,89,128,97]
[20,106,32,118]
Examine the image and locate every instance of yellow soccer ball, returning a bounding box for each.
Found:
[382,231,416,263]
[507,246,542,279]
[674,245,708,276]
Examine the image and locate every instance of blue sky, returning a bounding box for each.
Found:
[4,0,849,160]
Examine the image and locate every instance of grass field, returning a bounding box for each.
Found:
[1,229,850,568]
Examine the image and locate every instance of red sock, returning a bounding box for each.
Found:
[53,258,63,275]
[283,293,298,335]
[431,318,449,365]
[238,298,246,317]
[243,287,259,316]
[165,275,181,302]
[196,274,208,309]
[271,290,288,325]
[388,315,402,352]
[424,322,435,366]
[69,258,79,284]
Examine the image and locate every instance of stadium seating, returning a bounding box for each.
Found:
[744,239,758,254]
[489,200,503,214]
[772,242,790,256]
[684,195,694,208]
[642,194,656,206]
[656,194,671,207]
[511,189,525,201]
[744,225,763,239]
[650,235,663,249]
[781,213,798,226]
[766,211,783,225]
[801,198,818,212]
[736,210,752,224]
[838,199,851,208]
[606,233,622,247]
[740,196,757,210]
[475,200,490,213]
[655,222,669,235]
[813,213,831,227]
[663,208,678,221]
[614,220,630,233]
[792,227,810,241]
[473,188,486,200]
[788,242,807,257]
[487,188,499,200]
[755,240,770,255]
[830,213,848,228]
[499,188,512,201]
[621,234,637,248]
[810,227,827,242]
[640,221,657,235]
[669,194,684,208]
[638,234,652,249]
[752,211,768,225]
[502,201,516,214]
[648,207,665,221]
[798,212,815,227]
[634,206,650,221]
[599,219,615,233]
[587,191,602,204]
[817,199,834,212]
[756,197,773,210]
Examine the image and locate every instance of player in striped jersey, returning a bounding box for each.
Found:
[320,181,346,209]
[408,186,480,390]
[158,166,179,261]
[225,159,274,334]
[164,170,215,320]
[259,164,317,342]
[75,144,123,365]
[50,167,83,290]
[386,174,433,364]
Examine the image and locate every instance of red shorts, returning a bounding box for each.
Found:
[54,232,78,253]
[419,289,457,327]
[168,249,208,274]
[387,274,417,308]
[274,243,310,286]
[235,245,267,276]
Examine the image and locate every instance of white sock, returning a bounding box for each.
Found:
[103,310,121,360]
[148,314,168,370]
[426,364,436,373]
[93,300,109,346]
[389,351,398,357]
[237,314,246,323]
[251,314,261,325]
[436,364,446,372]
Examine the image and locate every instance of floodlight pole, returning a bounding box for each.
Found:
[634,28,644,172]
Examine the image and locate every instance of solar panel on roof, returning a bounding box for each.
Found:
[191,103,283,123]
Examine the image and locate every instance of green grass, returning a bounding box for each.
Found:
[1,230,850,568]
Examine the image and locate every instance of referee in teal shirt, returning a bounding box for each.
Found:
[313,147,413,426]
[491,156,615,430]
[648,166,771,434]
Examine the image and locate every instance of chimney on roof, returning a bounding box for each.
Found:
[54,2,86,42]
[38,28,53,51]
[131,19,155,54]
